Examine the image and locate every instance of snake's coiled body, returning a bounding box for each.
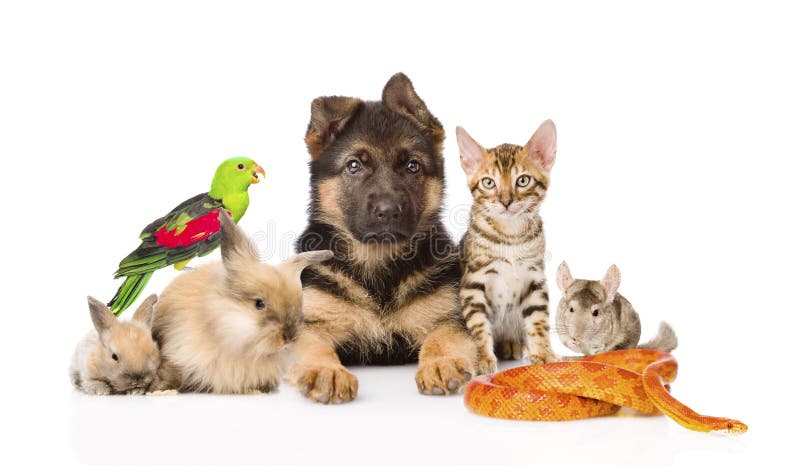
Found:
[464,349,747,433]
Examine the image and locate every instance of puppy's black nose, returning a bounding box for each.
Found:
[372,200,402,223]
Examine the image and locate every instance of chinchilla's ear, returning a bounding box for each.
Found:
[219,210,260,272]
[278,250,334,283]
[600,265,621,303]
[131,294,158,328]
[556,261,574,292]
[525,119,557,172]
[88,296,117,335]
[456,126,487,177]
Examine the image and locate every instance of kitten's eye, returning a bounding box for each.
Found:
[346,159,362,174]
[516,175,531,187]
[255,299,266,310]
[237,163,245,170]
[569,307,574,313]
[111,353,118,361]
[592,309,599,317]
[481,177,495,189]
[406,160,420,174]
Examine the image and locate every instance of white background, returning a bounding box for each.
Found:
[1,1,797,464]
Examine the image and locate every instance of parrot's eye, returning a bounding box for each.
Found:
[255,299,266,310]
[346,159,362,174]
[592,309,599,317]
[111,353,119,361]
[237,163,245,170]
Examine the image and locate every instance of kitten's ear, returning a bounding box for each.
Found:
[524,119,557,172]
[131,294,158,328]
[382,73,444,148]
[556,261,574,292]
[305,96,363,160]
[456,126,486,177]
[219,210,260,271]
[600,265,621,303]
[88,296,117,335]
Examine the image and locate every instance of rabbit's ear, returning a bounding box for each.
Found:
[88,296,117,335]
[218,210,259,271]
[131,294,157,328]
[278,250,334,282]
[556,261,574,292]
[600,265,621,303]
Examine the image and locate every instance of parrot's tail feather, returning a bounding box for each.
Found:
[108,273,153,316]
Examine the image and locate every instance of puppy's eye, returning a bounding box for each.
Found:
[569,307,574,313]
[111,353,118,361]
[255,299,266,310]
[407,160,420,174]
[237,163,245,170]
[517,175,531,187]
[592,309,599,317]
[346,159,362,174]
[481,177,495,189]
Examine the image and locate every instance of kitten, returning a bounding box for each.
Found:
[457,120,558,374]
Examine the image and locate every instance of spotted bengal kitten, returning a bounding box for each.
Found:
[457,120,558,374]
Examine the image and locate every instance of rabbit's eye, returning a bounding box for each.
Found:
[255,299,266,310]
[111,353,118,361]
[592,309,599,317]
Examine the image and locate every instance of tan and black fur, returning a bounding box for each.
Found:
[289,73,477,403]
[456,121,559,374]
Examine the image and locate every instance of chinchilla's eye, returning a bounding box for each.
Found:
[517,175,531,187]
[255,299,266,310]
[111,353,119,361]
[569,307,574,313]
[592,309,599,317]
[481,177,495,189]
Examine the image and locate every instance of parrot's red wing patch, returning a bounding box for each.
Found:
[154,209,231,248]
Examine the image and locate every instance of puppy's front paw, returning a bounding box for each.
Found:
[287,363,358,404]
[416,356,473,395]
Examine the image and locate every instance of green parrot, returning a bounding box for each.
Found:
[108,157,266,315]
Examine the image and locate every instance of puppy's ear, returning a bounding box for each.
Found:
[219,210,259,271]
[600,265,621,303]
[278,250,334,283]
[131,294,157,328]
[305,96,363,160]
[525,119,557,172]
[88,296,117,335]
[556,261,574,292]
[456,126,486,177]
[382,73,444,148]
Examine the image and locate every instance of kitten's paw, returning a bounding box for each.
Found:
[416,356,473,395]
[529,351,559,365]
[287,363,358,404]
[499,341,525,360]
[475,353,498,375]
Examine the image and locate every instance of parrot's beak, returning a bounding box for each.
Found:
[252,164,266,184]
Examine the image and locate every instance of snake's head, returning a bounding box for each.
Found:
[713,418,748,434]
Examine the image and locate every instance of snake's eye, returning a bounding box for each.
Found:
[592,309,599,317]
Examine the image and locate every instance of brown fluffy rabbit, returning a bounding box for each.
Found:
[70,295,160,395]
[150,212,332,394]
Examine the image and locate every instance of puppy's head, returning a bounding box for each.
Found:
[305,73,445,243]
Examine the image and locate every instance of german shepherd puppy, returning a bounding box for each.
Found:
[288,73,477,403]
